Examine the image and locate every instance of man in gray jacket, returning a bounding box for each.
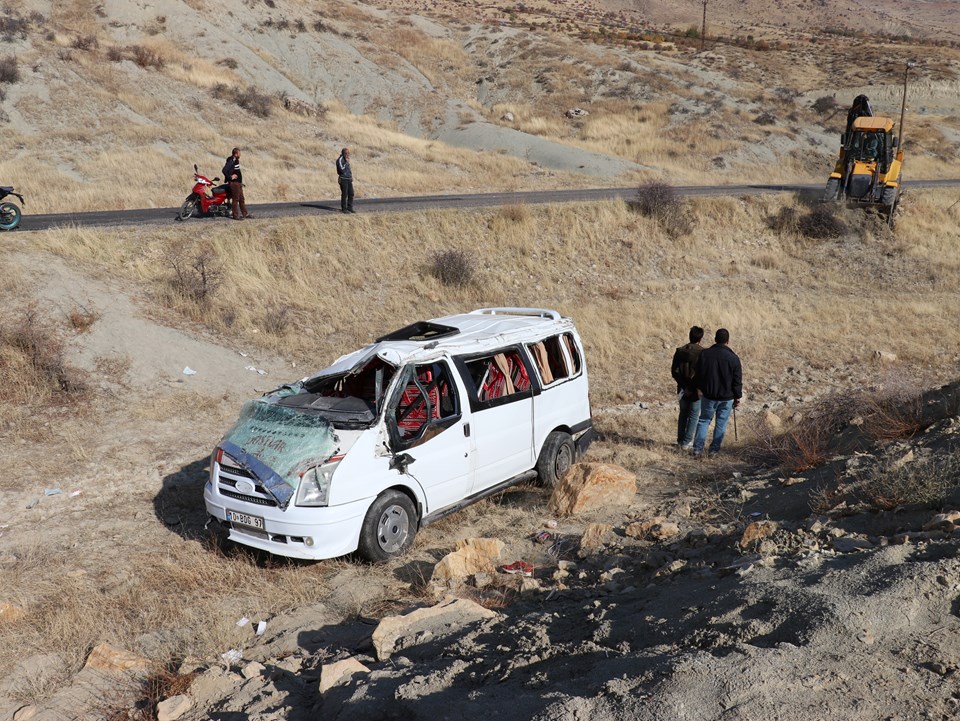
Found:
[671,325,704,449]
[336,147,354,213]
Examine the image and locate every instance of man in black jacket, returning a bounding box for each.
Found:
[222,147,251,220]
[336,147,354,213]
[692,328,742,457]
[671,325,704,449]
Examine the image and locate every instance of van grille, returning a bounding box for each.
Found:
[216,466,280,508]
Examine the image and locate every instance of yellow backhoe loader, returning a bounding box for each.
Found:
[823,114,903,215]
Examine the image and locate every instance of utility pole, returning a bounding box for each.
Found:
[898,62,911,146]
[700,0,707,52]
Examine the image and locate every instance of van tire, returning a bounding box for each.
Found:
[358,490,417,562]
[536,431,575,488]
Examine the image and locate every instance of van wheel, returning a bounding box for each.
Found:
[358,490,417,562]
[536,431,575,488]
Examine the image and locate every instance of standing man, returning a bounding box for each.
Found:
[671,325,704,450]
[336,147,355,213]
[222,147,251,221]
[692,328,742,457]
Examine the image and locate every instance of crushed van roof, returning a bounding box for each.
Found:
[315,308,576,378]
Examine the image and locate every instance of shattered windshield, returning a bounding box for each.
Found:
[275,355,398,429]
[221,399,339,499]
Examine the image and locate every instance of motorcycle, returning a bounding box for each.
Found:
[0,186,25,231]
[177,164,232,220]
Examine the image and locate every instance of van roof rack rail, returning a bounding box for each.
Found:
[470,307,561,320]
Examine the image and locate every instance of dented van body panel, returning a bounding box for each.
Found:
[203,308,593,561]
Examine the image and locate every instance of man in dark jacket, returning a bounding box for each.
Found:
[671,325,704,449]
[336,147,354,213]
[222,147,251,220]
[692,328,742,457]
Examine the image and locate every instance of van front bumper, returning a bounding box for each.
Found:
[204,484,368,560]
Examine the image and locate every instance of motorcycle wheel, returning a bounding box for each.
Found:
[177,199,197,220]
[0,202,21,231]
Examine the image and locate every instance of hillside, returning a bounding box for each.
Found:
[1,1,960,720]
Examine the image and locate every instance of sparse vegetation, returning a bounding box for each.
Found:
[798,205,847,239]
[67,306,100,333]
[431,248,475,287]
[859,452,957,510]
[129,44,165,69]
[0,56,20,84]
[633,181,694,238]
[164,242,223,306]
[0,306,85,404]
[210,83,273,117]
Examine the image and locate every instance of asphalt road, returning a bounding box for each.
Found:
[13,179,960,232]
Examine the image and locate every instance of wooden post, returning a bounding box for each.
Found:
[700,0,707,52]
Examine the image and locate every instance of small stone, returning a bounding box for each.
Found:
[739,521,777,550]
[625,516,680,542]
[241,661,265,679]
[873,350,897,364]
[319,658,370,694]
[156,695,192,721]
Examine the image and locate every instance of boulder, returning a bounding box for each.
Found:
[156,694,192,721]
[371,597,498,661]
[83,643,151,675]
[625,516,680,542]
[738,520,778,550]
[549,463,636,517]
[565,107,589,118]
[579,522,613,554]
[319,658,370,695]
[431,538,505,585]
[923,511,960,532]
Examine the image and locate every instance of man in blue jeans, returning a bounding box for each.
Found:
[671,325,704,449]
[692,328,742,457]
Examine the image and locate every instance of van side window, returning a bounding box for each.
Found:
[463,349,531,404]
[528,336,571,386]
[393,361,459,445]
[562,333,582,374]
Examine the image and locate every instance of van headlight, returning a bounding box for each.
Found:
[295,456,342,507]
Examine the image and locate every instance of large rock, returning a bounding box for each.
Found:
[83,643,151,675]
[431,538,505,585]
[738,521,778,550]
[923,510,960,531]
[319,658,370,695]
[549,463,636,517]
[371,596,498,661]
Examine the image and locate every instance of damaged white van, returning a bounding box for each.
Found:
[204,308,594,562]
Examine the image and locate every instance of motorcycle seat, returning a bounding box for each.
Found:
[0,186,12,193]
[212,184,230,195]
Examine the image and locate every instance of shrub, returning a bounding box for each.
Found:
[811,95,838,115]
[633,181,694,238]
[0,56,20,84]
[498,204,530,224]
[749,396,850,472]
[859,452,958,511]
[70,35,97,51]
[210,84,273,118]
[0,306,85,402]
[216,57,238,70]
[106,46,123,62]
[767,206,799,235]
[798,206,847,239]
[753,111,776,125]
[262,304,292,335]
[430,249,474,287]
[129,45,164,69]
[165,242,223,305]
[67,307,99,333]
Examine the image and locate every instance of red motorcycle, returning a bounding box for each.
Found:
[177,164,232,220]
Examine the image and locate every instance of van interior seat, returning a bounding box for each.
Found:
[397,369,440,436]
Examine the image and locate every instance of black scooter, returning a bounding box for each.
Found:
[0,186,24,231]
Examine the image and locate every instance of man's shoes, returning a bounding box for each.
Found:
[498,560,533,577]
[233,216,244,221]
[340,209,348,213]
[244,214,254,219]
[347,208,356,213]
[680,442,693,451]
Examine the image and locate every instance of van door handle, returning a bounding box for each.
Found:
[463,423,470,437]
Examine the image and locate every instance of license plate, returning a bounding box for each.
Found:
[226,510,264,530]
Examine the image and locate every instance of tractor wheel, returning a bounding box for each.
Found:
[881,185,898,208]
[823,178,840,202]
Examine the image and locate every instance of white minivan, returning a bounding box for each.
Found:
[204,308,594,561]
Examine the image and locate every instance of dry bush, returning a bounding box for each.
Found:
[67,306,99,333]
[101,669,197,721]
[499,203,530,224]
[70,35,97,51]
[216,57,238,70]
[859,452,957,511]
[430,249,474,287]
[164,242,223,305]
[210,83,273,117]
[860,382,925,441]
[106,46,123,62]
[811,95,838,115]
[748,397,850,472]
[633,181,694,238]
[129,44,164,69]
[262,304,292,335]
[767,206,799,235]
[0,56,19,84]
[753,111,776,126]
[0,306,86,403]
[798,206,847,239]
